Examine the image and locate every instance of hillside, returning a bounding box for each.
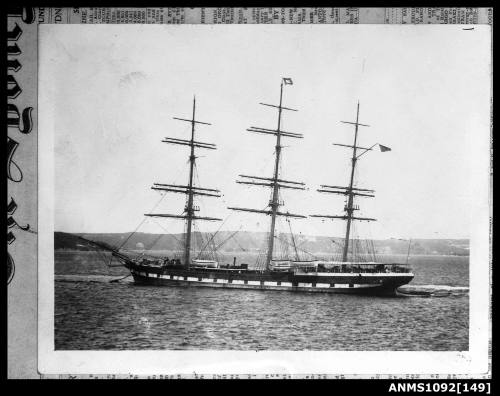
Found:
[55,231,470,256]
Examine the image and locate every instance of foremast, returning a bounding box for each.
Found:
[310,102,390,262]
[228,78,306,270]
[145,97,222,268]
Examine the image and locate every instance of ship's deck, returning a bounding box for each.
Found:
[129,261,412,275]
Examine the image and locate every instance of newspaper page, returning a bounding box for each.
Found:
[7,7,493,384]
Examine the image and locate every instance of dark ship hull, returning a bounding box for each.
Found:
[126,262,413,296]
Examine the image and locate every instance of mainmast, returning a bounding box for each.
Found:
[145,97,222,268]
[228,78,306,270]
[311,102,390,262]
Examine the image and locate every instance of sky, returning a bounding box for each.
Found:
[39,24,491,239]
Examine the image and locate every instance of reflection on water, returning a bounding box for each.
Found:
[55,251,469,351]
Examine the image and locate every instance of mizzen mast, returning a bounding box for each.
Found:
[310,102,391,262]
[228,78,306,270]
[145,97,222,268]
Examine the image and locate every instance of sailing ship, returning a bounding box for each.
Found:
[81,78,414,296]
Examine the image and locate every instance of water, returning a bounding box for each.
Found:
[55,251,469,351]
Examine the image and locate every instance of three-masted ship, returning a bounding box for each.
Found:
[82,78,413,296]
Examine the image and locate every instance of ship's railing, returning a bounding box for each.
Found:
[297,263,412,274]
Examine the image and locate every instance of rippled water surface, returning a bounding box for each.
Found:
[55,252,469,350]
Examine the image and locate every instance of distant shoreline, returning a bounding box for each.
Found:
[54,231,470,257]
[54,249,469,258]
[55,230,470,241]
